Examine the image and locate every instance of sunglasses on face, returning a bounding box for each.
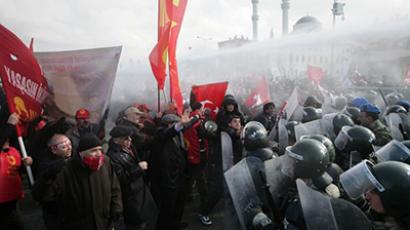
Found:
[52,139,72,150]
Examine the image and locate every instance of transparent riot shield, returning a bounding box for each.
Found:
[221,131,234,172]
[294,119,323,141]
[224,158,261,230]
[296,179,372,230]
[375,140,410,163]
[384,113,404,141]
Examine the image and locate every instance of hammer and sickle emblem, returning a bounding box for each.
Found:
[13,96,29,120]
[7,155,16,166]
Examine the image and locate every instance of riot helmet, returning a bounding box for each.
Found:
[397,99,410,112]
[285,121,299,145]
[334,125,375,159]
[372,161,410,218]
[332,113,354,136]
[333,96,347,111]
[375,140,410,164]
[344,106,361,124]
[282,139,329,179]
[241,121,269,151]
[385,105,407,115]
[301,107,322,123]
[386,93,400,106]
[304,95,322,109]
[341,161,410,218]
[301,134,336,163]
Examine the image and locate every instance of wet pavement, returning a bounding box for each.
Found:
[20,186,225,230]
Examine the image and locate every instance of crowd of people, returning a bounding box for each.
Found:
[1,81,410,230]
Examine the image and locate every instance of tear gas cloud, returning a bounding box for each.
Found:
[111,18,410,119]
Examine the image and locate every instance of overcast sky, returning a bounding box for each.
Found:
[1,0,409,70]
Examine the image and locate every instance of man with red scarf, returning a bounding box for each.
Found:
[33,134,122,230]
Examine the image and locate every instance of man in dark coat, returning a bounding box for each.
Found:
[107,125,157,230]
[253,102,276,132]
[150,114,192,230]
[33,134,122,230]
[116,106,153,161]
[32,134,72,230]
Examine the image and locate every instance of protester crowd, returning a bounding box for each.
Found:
[1,78,410,230]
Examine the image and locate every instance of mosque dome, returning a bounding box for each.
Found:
[292,16,322,34]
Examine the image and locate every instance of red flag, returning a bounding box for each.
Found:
[245,77,271,108]
[191,81,228,120]
[149,0,172,90]
[149,26,170,90]
[168,0,188,114]
[307,65,325,84]
[0,25,48,135]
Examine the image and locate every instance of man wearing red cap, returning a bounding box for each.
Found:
[66,108,102,153]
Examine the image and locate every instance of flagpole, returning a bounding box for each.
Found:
[157,86,161,112]
[168,65,173,103]
[162,88,169,103]
[17,136,35,185]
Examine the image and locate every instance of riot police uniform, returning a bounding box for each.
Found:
[333,125,376,170]
[225,134,330,230]
[341,161,410,229]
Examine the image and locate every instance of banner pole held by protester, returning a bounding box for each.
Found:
[0,24,50,185]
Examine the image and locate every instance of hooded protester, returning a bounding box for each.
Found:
[216,94,245,130]
[33,134,123,230]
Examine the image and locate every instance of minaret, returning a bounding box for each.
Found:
[251,0,259,41]
[282,0,290,35]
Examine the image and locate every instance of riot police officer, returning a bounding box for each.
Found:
[301,135,343,192]
[341,161,410,229]
[225,127,330,229]
[333,125,376,170]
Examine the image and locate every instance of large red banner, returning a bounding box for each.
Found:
[0,24,48,123]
